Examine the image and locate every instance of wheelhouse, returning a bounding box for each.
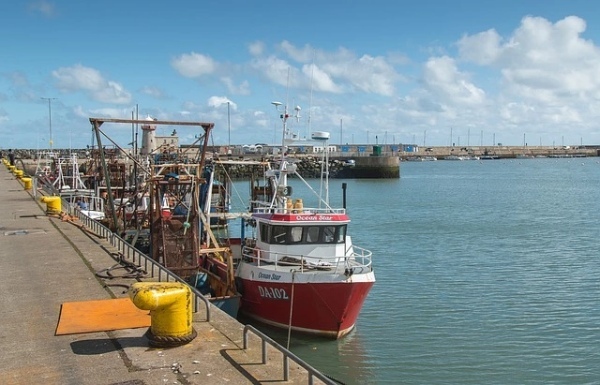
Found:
[259,222,347,245]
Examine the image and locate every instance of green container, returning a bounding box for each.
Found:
[372,145,382,156]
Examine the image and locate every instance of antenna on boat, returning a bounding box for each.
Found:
[307,51,315,140]
[271,101,285,163]
[312,131,330,207]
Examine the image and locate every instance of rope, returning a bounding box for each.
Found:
[145,328,197,348]
[286,270,296,350]
[95,257,148,280]
[182,177,194,235]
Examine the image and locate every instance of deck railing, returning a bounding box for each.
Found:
[241,244,373,273]
[253,206,346,215]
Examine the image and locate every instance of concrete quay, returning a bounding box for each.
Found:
[0,164,328,385]
[400,145,598,160]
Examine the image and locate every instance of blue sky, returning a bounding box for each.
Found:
[2,0,600,149]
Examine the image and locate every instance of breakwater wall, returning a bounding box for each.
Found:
[335,155,399,178]
[402,145,599,160]
[219,155,400,179]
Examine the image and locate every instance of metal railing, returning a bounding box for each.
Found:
[71,208,212,321]
[241,244,373,273]
[253,206,346,215]
[243,325,335,385]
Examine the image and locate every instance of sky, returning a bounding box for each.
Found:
[2,0,600,150]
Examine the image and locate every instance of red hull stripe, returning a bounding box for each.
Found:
[254,213,350,223]
[238,279,374,337]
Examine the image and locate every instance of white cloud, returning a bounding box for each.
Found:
[221,77,250,95]
[140,86,165,99]
[351,55,397,95]
[422,56,486,106]
[250,55,301,88]
[311,47,400,96]
[207,96,236,110]
[83,106,132,119]
[28,0,56,17]
[8,72,30,87]
[279,41,315,63]
[171,52,217,78]
[301,64,341,93]
[459,15,600,104]
[52,64,131,104]
[248,41,265,57]
[251,42,400,96]
[457,29,502,65]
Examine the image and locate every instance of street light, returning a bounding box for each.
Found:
[41,97,57,150]
[227,101,231,150]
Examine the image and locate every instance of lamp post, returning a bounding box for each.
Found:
[41,97,57,150]
[227,101,231,150]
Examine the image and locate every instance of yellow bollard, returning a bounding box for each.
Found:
[8,165,15,172]
[22,177,32,190]
[129,282,196,347]
[40,196,62,215]
[14,169,24,179]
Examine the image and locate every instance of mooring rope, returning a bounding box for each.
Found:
[286,270,296,350]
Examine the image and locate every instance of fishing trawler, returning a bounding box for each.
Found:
[233,103,375,339]
[85,117,241,317]
[37,153,105,220]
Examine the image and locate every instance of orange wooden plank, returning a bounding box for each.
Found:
[55,298,150,335]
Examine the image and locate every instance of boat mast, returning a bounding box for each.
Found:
[271,99,301,206]
[312,131,330,207]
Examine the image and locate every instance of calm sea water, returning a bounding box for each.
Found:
[243,158,600,385]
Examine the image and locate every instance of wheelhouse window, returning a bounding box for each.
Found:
[271,225,288,244]
[261,224,347,245]
[335,225,346,243]
[305,226,320,243]
[289,226,303,243]
[260,223,270,243]
[323,226,336,243]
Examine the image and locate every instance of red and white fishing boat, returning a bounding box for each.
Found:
[234,103,375,339]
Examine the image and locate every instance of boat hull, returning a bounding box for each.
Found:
[235,264,374,339]
[208,295,241,318]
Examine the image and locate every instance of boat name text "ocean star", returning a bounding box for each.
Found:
[258,272,281,280]
[258,286,289,300]
[294,215,333,221]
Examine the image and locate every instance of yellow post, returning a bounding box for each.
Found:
[40,196,62,215]
[129,282,196,347]
[8,165,15,172]
[22,177,32,190]
[14,169,24,179]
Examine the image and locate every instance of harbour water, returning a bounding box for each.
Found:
[240,158,600,384]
